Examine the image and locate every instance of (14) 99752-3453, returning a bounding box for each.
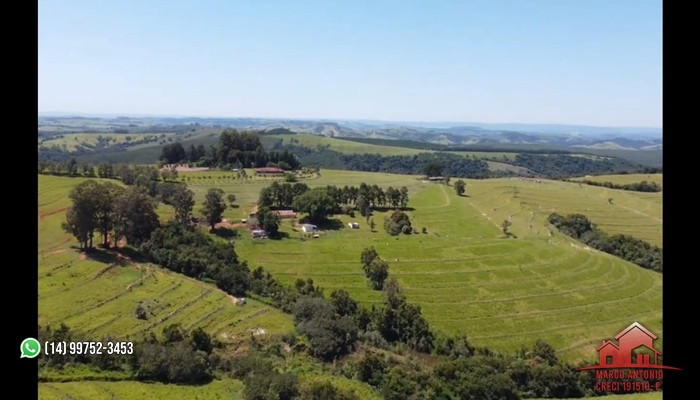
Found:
[44,341,134,356]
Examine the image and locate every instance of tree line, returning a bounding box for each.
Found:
[547,213,662,273]
[258,182,411,222]
[575,179,661,193]
[509,154,660,179]
[279,144,505,179]
[159,129,301,170]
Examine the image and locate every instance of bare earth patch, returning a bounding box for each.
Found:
[160,164,210,172]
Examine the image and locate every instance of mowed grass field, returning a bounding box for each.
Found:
[38,175,293,343]
[180,169,662,362]
[574,173,663,188]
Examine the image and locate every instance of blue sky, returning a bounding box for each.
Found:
[38,0,662,127]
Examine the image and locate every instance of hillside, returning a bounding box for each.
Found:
[37,162,664,398]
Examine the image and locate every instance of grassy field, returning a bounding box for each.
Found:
[176,169,662,362]
[38,175,294,343]
[38,373,383,400]
[270,133,520,160]
[574,173,663,187]
[38,378,662,400]
[38,379,244,400]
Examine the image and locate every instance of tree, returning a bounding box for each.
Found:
[501,220,512,236]
[170,185,195,226]
[367,258,389,290]
[91,181,125,247]
[257,206,281,236]
[370,218,376,231]
[62,180,99,249]
[113,186,160,246]
[201,188,227,229]
[360,247,379,275]
[384,210,411,235]
[424,161,444,177]
[292,187,336,222]
[355,195,370,217]
[454,180,466,196]
[160,143,187,165]
[330,290,359,317]
[399,187,409,209]
[227,194,237,208]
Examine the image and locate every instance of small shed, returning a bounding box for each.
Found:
[348,222,360,229]
[301,224,317,233]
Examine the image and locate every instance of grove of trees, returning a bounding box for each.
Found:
[159,129,301,170]
[258,182,411,225]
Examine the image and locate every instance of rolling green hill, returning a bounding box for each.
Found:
[37,168,664,398]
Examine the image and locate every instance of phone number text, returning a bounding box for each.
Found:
[44,341,134,356]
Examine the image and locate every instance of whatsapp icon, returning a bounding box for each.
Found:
[21,338,41,358]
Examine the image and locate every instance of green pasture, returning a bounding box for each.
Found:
[38,379,244,400]
[187,170,663,362]
[38,175,293,343]
[39,373,382,400]
[39,133,175,152]
[467,177,662,247]
[573,173,663,187]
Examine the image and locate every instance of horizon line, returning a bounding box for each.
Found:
[37,111,662,131]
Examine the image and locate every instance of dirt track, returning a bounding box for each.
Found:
[38,207,68,221]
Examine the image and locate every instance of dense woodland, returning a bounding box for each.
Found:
[547,213,662,273]
[575,179,661,192]
[159,129,301,170]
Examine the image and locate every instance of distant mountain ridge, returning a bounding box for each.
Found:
[37,114,662,151]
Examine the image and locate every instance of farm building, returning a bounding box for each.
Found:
[251,229,267,238]
[301,224,317,233]
[254,167,284,175]
[427,176,445,182]
[348,222,360,229]
[277,210,296,218]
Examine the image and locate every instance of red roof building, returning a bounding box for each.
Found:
[276,210,296,218]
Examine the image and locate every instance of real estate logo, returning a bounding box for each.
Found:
[578,322,681,393]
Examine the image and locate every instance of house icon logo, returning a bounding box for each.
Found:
[578,322,681,371]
